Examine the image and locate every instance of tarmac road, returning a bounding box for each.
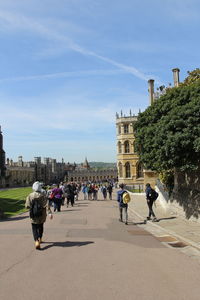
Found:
[0,191,200,300]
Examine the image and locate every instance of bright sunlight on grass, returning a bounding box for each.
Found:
[0,187,32,218]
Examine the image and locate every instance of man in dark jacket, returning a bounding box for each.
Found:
[117,183,128,225]
[145,183,157,222]
[64,183,75,207]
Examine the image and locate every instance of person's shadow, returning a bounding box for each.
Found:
[41,240,94,251]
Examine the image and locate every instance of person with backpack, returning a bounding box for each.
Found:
[145,183,158,222]
[64,183,75,207]
[117,183,129,225]
[25,181,53,250]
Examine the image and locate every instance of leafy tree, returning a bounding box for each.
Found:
[180,68,200,86]
[134,76,200,172]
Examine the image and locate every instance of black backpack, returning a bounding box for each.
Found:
[149,188,159,201]
[30,199,43,218]
[64,185,72,196]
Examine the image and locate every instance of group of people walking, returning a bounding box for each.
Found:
[82,183,113,201]
[25,180,157,250]
[46,182,80,212]
[116,183,158,225]
[25,180,115,249]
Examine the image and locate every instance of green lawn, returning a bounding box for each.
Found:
[0,187,32,218]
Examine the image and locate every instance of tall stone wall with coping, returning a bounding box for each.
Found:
[156,169,200,222]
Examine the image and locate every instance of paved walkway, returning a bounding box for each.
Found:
[127,191,200,262]
[1,189,200,299]
[1,190,200,300]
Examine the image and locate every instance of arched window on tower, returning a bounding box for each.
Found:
[125,162,131,178]
[118,125,121,134]
[124,124,129,134]
[136,162,144,178]
[118,141,122,154]
[118,162,122,178]
[124,140,130,153]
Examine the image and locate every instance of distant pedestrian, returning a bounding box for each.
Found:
[82,184,88,200]
[64,183,75,207]
[92,184,98,200]
[25,181,53,250]
[51,184,63,212]
[107,184,113,200]
[101,185,107,200]
[88,184,93,200]
[145,183,157,222]
[117,183,128,225]
[47,186,53,207]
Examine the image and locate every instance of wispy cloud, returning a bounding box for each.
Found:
[0,10,156,82]
[0,69,126,83]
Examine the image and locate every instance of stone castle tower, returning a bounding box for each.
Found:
[116,68,180,187]
[116,111,144,186]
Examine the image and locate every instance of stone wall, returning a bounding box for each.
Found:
[156,168,200,222]
[172,168,200,220]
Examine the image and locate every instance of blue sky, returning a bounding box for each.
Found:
[0,0,199,163]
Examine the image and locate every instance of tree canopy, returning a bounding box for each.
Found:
[134,72,200,172]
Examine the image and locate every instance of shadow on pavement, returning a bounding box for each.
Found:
[41,240,94,251]
[59,209,82,213]
[131,221,147,225]
[157,216,177,222]
[0,215,29,222]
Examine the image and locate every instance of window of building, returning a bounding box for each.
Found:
[124,124,129,134]
[118,141,122,153]
[125,162,131,178]
[118,125,121,134]
[137,162,144,178]
[124,140,130,153]
[118,162,122,178]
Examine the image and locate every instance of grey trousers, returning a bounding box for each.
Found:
[119,206,128,222]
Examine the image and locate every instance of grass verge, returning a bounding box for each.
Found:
[0,187,32,218]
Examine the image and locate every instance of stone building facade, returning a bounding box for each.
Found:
[66,158,117,183]
[0,152,75,188]
[116,112,144,186]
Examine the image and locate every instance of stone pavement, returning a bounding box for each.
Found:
[127,191,200,263]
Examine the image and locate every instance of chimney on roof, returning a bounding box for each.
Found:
[172,68,180,87]
[148,79,155,105]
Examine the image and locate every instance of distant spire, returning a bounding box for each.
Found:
[83,157,90,169]
[130,109,132,116]
[121,110,123,117]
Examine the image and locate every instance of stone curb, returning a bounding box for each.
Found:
[128,205,200,252]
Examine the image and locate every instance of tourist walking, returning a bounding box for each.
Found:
[51,184,63,212]
[82,184,88,200]
[107,184,113,200]
[92,184,98,200]
[88,184,93,200]
[101,185,107,200]
[145,183,157,222]
[64,183,75,207]
[117,183,128,225]
[25,181,53,250]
